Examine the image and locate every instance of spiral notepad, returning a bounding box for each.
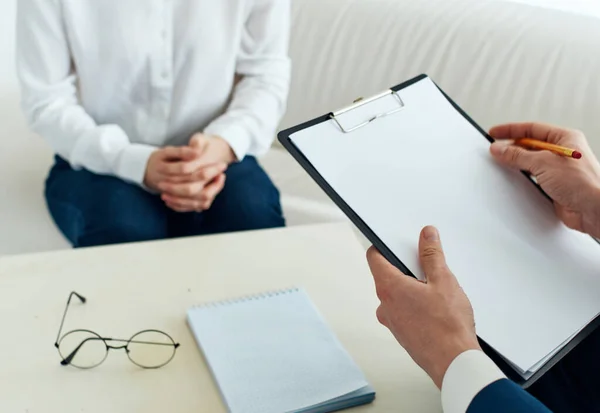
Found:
[187,288,375,413]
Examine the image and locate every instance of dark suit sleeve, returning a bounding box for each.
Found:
[467,379,553,413]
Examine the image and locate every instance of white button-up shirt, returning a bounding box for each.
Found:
[17,0,291,186]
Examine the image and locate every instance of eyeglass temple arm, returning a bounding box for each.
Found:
[60,336,100,366]
[55,292,87,348]
[108,338,181,347]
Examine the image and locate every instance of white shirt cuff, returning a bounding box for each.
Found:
[204,123,252,162]
[441,350,506,413]
[115,143,157,187]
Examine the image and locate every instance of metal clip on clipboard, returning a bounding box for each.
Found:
[330,90,406,133]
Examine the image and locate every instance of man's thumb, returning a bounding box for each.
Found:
[418,226,449,284]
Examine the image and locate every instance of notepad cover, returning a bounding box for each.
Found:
[187,288,375,413]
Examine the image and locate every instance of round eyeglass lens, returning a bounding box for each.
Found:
[58,330,108,369]
[126,330,177,368]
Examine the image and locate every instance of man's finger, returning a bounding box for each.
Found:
[367,247,402,284]
[489,142,551,174]
[489,122,571,144]
[418,226,450,284]
[367,246,419,302]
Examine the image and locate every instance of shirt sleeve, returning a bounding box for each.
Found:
[441,350,507,413]
[203,0,292,161]
[16,0,156,186]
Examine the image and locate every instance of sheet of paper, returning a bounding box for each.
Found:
[500,324,586,378]
[290,77,600,372]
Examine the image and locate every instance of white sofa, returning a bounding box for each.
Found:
[2,0,600,256]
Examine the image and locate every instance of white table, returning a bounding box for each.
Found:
[0,223,441,412]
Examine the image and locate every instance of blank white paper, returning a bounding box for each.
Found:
[289,77,600,372]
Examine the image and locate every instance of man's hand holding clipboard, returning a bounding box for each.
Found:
[367,122,600,413]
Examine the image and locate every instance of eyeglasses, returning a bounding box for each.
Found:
[55,292,180,369]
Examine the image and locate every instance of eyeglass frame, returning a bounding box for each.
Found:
[55,291,180,369]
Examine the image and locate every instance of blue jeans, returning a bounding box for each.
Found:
[45,156,285,248]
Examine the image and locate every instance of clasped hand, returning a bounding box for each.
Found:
[144,134,236,212]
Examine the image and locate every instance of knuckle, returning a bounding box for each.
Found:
[376,306,387,325]
[506,147,522,164]
[207,168,219,179]
[436,269,455,285]
[537,151,555,165]
[375,284,392,302]
[421,246,441,260]
[571,128,585,139]
[570,130,588,147]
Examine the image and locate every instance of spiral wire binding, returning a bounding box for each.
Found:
[192,288,300,309]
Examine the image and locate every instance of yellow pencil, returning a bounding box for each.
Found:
[515,138,582,159]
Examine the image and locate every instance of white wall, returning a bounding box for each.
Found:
[506,0,600,17]
[0,1,67,255]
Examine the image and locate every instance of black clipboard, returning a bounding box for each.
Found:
[277,73,600,388]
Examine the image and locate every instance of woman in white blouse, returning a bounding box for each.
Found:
[16,0,291,247]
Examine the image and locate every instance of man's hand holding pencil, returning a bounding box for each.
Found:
[490,122,600,239]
